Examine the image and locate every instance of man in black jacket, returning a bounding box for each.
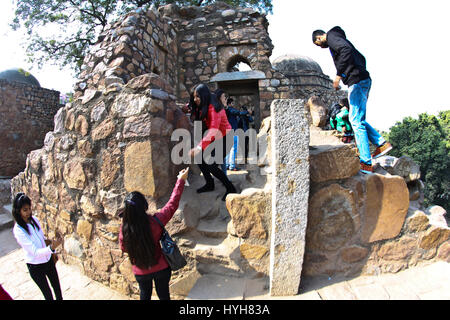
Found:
[312,26,392,174]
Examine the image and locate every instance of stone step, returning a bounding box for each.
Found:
[196,214,230,238]
[192,234,243,277]
[0,205,13,231]
[186,274,269,300]
[186,274,246,300]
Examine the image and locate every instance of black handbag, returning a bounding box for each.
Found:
[152,216,187,271]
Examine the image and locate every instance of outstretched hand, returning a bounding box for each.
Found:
[177,168,189,181]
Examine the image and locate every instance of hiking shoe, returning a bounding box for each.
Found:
[372,142,393,159]
[360,162,373,174]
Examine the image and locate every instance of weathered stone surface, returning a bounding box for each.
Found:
[405,210,430,233]
[76,219,93,241]
[100,150,119,188]
[392,156,421,183]
[111,93,150,118]
[92,248,114,272]
[340,245,369,263]
[306,96,328,127]
[240,243,268,260]
[124,141,155,197]
[361,174,409,243]
[377,237,417,260]
[436,241,450,262]
[309,144,360,183]
[269,99,309,296]
[419,226,450,250]
[75,115,89,136]
[63,159,86,190]
[307,184,355,251]
[166,204,199,236]
[81,89,100,104]
[226,189,270,240]
[92,118,115,141]
[170,269,202,296]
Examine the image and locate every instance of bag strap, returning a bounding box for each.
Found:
[152,215,168,239]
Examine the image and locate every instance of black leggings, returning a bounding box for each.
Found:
[198,136,235,191]
[135,267,172,300]
[26,258,63,300]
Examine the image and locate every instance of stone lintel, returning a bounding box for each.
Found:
[269,99,310,296]
[210,70,266,82]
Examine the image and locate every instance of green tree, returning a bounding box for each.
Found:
[10,0,272,75]
[387,112,450,211]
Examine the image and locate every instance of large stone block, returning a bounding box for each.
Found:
[124,140,171,199]
[309,144,360,183]
[361,174,409,243]
[269,99,309,296]
[226,189,271,240]
[307,184,356,251]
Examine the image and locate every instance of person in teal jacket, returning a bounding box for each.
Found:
[329,98,354,143]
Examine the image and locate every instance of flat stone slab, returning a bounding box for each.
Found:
[186,274,246,300]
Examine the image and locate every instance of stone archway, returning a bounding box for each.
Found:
[217,44,258,74]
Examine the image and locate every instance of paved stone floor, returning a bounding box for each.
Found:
[1,227,449,300]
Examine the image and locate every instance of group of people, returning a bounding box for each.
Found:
[2,25,393,302]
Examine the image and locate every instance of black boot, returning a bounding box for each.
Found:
[197,181,215,194]
[222,185,237,201]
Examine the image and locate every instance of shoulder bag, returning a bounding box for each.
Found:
[152,216,187,271]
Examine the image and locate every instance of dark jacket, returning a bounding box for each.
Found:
[225,106,242,130]
[327,26,370,86]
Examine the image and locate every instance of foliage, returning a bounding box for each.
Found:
[386,112,450,211]
[10,0,272,75]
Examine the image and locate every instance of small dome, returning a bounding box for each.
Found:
[272,55,323,74]
[0,68,41,87]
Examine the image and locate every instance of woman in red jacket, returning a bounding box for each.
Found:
[119,168,188,300]
[188,84,237,201]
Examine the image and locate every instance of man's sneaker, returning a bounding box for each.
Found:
[372,142,393,159]
[360,162,373,174]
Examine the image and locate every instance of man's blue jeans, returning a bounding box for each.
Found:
[348,78,385,165]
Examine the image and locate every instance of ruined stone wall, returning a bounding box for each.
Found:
[11,72,190,298]
[74,8,178,100]
[0,79,61,177]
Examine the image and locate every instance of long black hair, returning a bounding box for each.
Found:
[120,191,158,269]
[12,192,39,235]
[214,89,226,110]
[189,84,222,121]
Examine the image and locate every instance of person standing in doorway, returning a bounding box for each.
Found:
[12,193,63,300]
[313,26,392,173]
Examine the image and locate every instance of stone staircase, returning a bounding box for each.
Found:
[173,163,270,299]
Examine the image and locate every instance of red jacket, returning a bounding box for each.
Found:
[199,104,232,150]
[119,179,185,275]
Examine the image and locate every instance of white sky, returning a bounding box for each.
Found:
[1,0,449,131]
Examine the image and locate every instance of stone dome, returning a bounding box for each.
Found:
[0,68,41,87]
[272,55,323,74]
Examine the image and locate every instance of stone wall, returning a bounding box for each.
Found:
[0,79,61,177]
[11,73,188,297]
[303,112,450,280]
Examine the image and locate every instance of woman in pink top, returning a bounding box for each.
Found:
[119,168,188,300]
[188,84,237,201]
